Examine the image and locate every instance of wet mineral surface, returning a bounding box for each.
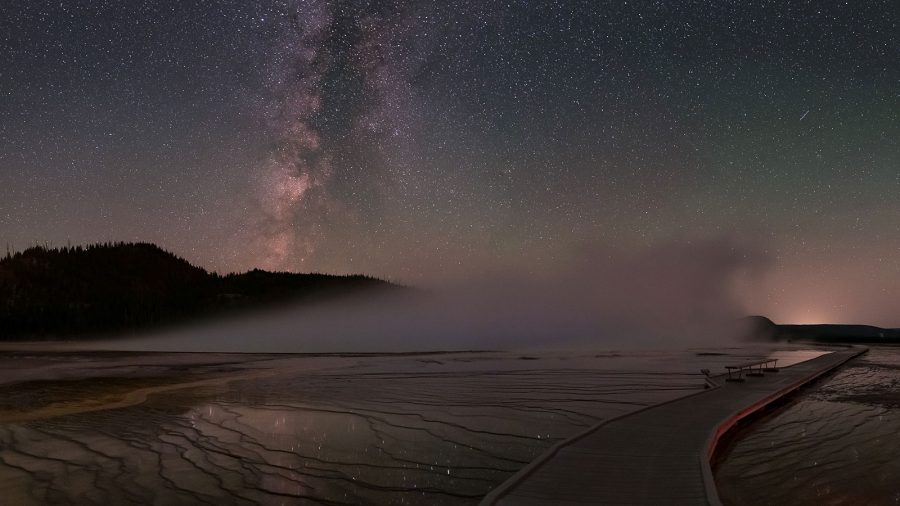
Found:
[0,348,781,505]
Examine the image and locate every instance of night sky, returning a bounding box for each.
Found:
[1,1,897,325]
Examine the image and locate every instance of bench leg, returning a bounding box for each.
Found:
[725,369,745,382]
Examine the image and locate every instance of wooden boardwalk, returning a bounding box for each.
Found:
[481,348,867,506]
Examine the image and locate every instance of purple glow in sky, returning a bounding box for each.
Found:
[0,0,897,325]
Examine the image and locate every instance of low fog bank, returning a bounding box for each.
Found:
[83,238,768,353]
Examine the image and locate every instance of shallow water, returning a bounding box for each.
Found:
[0,347,814,505]
[715,346,900,506]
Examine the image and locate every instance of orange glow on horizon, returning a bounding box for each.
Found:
[781,309,837,325]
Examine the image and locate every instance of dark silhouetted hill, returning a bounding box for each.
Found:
[0,242,399,340]
[744,315,900,343]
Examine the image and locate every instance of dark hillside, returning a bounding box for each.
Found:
[744,315,900,343]
[0,243,398,340]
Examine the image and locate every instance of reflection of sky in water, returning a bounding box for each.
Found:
[765,349,831,368]
[0,347,834,505]
[716,346,900,506]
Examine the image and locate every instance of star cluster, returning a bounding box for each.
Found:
[0,0,897,324]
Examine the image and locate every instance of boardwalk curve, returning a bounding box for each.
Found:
[481,348,867,506]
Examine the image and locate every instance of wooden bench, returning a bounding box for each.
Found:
[725,358,778,382]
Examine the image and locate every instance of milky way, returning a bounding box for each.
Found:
[248,0,434,270]
[0,0,897,324]
[252,0,335,270]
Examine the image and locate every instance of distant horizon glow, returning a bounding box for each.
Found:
[778,312,838,326]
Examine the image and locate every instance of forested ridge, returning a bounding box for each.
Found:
[0,242,398,339]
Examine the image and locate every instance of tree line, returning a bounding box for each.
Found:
[0,242,397,340]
